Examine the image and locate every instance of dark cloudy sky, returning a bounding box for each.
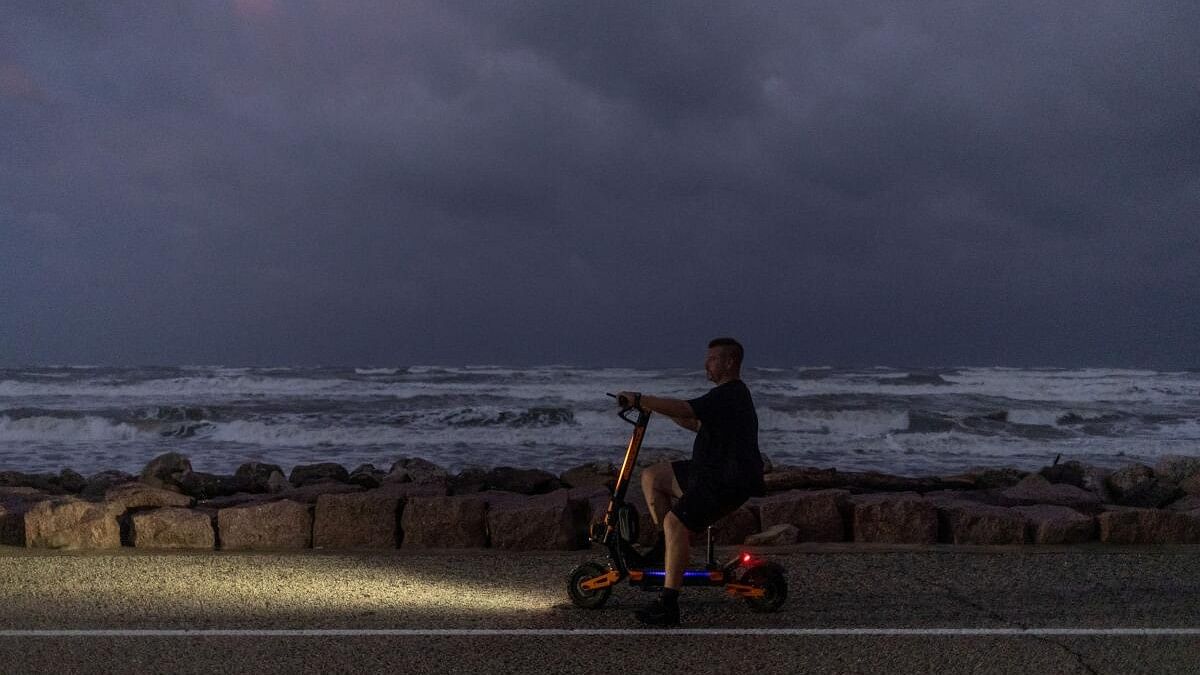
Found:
[2,1,1198,368]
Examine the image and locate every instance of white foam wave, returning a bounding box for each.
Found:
[355,368,399,375]
[0,415,142,443]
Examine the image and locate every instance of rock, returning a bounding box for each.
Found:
[80,470,138,499]
[275,482,365,504]
[131,508,215,549]
[1107,464,1180,508]
[177,471,248,500]
[923,489,1001,506]
[57,469,86,493]
[448,466,564,495]
[1098,509,1200,544]
[1180,475,1200,497]
[712,505,760,545]
[1012,505,1095,544]
[1000,474,1102,511]
[267,471,289,493]
[24,498,125,549]
[400,496,488,548]
[851,492,937,544]
[745,523,800,546]
[373,481,450,499]
[755,489,848,542]
[1081,465,1115,503]
[484,490,590,550]
[313,491,401,549]
[1164,495,1200,512]
[966,467,1028,490]
[385,457,448,484]
[1039,461,1087,488]
[1154,455,1200,484]
[218,499,312,550]
[234,462,285,492]
[0,489,47,546]
[0,471,63,494]
[140,452,193,491]
[347,464,385,489]
[288,462,349,487]
[763,468,842,493]
[936,501,1026,545]
[104,483,194,510]
[560,462,616,490]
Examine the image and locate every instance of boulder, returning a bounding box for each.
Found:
[289,462,349,487]
[176,471,248,500]
[1107,464,1179,508]
[234,462,285,492]
[1012,505,1096,544]
[1180,474,1200,497]
[400,496,488,548]
[24,498,125,549]
[104,483,194,510]
[347,464,386,489]
[385,457,448,484]
[1155,455,1200,485]
[0,489,47,545]
[763,468,842,493]
[275,482,365,504]
[1081,465,1116,503]
[449,466,564,495]
[131,507,215,549]
[140,452,193,491]
[712,505,760,545]
[0,471,64,494]
[1038,460,1087,488]
[1000,474,1101,511]
[1098,509,1200,544]
[966,467,1028,490]
[57,469,86,493]
[484,490,590,550]
[936,501,1026,545]
[373,481,450,499]
[851,492,937,544]
[745,523,800,546]
[313,491,401,549]
[1165,495,1200,512]
[756,489,848,542]
[218,499,312,550]
[923,489,1001,505]
[80,470,138,499]
[560,462,617,490]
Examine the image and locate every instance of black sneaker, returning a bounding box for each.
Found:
[633,597,680,627]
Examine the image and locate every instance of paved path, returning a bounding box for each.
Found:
[1,544,1198,674]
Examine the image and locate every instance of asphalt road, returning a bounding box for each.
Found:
[2,543,1199,674]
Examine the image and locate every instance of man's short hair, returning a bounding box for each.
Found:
[708,337,744,367]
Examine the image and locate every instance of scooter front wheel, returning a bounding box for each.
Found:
[567,561,613,609]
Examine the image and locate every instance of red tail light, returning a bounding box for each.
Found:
[742,552,752,564]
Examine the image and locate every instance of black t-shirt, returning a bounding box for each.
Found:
[685,379,766,498]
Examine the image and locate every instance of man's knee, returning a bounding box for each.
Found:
[664,511,689,537]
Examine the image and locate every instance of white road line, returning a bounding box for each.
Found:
[1,628,1199,637]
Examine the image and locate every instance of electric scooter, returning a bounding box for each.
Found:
[566,394,787,612]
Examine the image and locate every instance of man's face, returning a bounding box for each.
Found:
[704,347,730,383]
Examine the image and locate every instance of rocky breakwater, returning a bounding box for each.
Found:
[4,454,1200,551]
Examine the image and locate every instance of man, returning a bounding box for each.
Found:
[615,337,765,627]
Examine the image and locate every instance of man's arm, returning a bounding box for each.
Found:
[616,392,697,423]
[668,415,701,432]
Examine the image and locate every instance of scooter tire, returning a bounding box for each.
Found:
[567,561,613,609]
[741,563,788,613]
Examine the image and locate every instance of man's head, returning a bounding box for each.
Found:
[704,337,743,384]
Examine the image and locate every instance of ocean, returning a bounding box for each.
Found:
[1,365,1197,478]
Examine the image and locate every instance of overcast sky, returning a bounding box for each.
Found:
[2,1,1198,368]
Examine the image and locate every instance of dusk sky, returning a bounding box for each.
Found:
[2,1,1198,368]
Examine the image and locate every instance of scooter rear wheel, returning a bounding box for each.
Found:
[567,561,613,609]
[741,563,788,613]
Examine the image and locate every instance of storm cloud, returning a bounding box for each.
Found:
[2,1,1198,367]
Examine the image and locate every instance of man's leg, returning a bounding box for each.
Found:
[662,511,690,591]
[640,461,682,527]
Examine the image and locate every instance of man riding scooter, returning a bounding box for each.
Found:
[615,337,766,626]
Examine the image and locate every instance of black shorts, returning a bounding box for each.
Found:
[669,460,748,533]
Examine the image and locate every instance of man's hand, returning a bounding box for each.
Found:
[615,391,640,410]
